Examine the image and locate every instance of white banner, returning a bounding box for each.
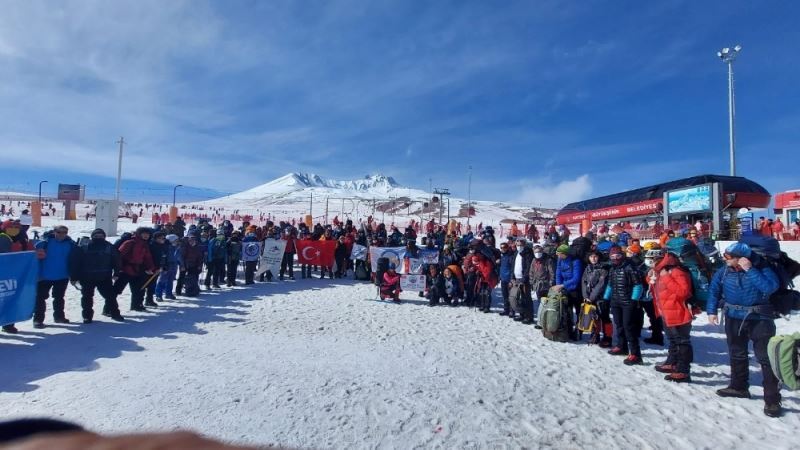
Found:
[242,241,262,262]
[419,248,439,265]
[256,239,287,277]
[350,243,368,261]
[369,246,406,272]
[402,257,424,275]
[400,274,426,291]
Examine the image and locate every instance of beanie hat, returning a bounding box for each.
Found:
[609,246,623,256]
[90,228,106,238]
[627,244,642,255]
[135,227,151,236]
[165,234,179,243]
[644,249,664,259]
[724,242,752,258]
[556,244,570,254]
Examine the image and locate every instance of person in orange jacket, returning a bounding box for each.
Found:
[651,251,694,383]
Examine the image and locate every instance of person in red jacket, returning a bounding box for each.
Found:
[651,251,694,383]
[380,263,401,303]
[472,254,498,313]
[279,228,296,281]
[115,227,156,312]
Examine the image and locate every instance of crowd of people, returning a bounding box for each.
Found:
[0,211,797,419]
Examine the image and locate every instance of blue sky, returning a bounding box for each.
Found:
[1,0,798,207]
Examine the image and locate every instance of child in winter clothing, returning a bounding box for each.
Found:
[380,264,401,303]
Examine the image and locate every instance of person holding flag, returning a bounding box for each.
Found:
[0,220,34,333]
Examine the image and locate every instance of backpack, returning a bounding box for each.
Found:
[540,288,570,342]
[113,232,132,250]
[355,263,370,281]
[767,333,800,391]
[738,236,800,316]
[577,302,599,333]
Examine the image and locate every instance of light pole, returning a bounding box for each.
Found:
[115,136,125,201]
[173,184,183,207]
[467,165,472,227]
[38,180,48,204]
[718,45,741,177]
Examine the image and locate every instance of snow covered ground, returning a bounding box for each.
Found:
[1,266,799,448]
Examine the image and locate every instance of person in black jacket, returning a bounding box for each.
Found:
[604,246,645,364]
[69,228,124,323]
[582,250,610,345]
[334,235,349,278]
[510,238,535,324]
[146,231,169,307]
[426,264,446,306]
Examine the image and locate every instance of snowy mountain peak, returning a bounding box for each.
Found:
[273,172,401,191]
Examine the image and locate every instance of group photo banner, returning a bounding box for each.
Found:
[256,239,287,277]
[0,252,38,326]
[369,247,406,272]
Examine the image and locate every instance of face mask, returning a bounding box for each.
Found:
[534,252,543,259]
[644,259,654,268]
[5,228,19,237]
[92,236,105,243]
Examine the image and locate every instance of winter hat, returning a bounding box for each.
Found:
[724,242,751,258]
[135,227,152,236]
[0,220,16,231]
[626,243,642,255]
[90,228,106,238]
[556,244,570,254]
[165,234,179,243]
[609,246,623,257]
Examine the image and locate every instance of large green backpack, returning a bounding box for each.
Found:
[767,333,800,391]
[540,288,570,342]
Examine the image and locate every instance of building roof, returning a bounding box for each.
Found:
[558,174,769,215]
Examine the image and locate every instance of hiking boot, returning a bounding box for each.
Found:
[156,296,163,302]
[598,338,612,348]
[534,324,543,330]
[499,311,509,316]
[83,318,92,324]
[716,387,751,399]
[764,402,783,418]
[608,347,627,356]
[110,315,125,322]
[655,363,676,373]
[522,318,534,325]
[665,373,691,383]
[53,317,70,324]
[513,316,524,322]
[205,284,213,290]
[623,355,643,366]
[644,336,665,346]
[212,284,221,288]
[2,325,18,334]
[33,322,45,329]
[165,295,177,300]
[144,301,159,308]
[131,306,148,312]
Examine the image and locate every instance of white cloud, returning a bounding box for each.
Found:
[516,175,592,206]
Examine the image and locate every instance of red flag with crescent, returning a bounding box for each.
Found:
[296,240,336,266]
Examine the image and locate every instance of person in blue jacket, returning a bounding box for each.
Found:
[33,225,76,328]
[498,242,515,316]
[554,244,584,339]
[604,246,644,364]
[707,242,782,418]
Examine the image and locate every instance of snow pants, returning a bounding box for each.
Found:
[725,317,780,405]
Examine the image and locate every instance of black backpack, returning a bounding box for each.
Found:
[739,236,800,316]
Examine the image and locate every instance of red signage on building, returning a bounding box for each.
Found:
[557,199,662,224]
[775,191,800,210]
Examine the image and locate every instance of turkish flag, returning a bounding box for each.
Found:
[296,240,336,266]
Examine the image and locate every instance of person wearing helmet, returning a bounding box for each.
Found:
[707,242,782,418]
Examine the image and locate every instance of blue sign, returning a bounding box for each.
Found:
[667,185,712,214]
[0,252,38,326]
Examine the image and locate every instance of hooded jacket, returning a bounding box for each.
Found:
[652,253,693,327]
